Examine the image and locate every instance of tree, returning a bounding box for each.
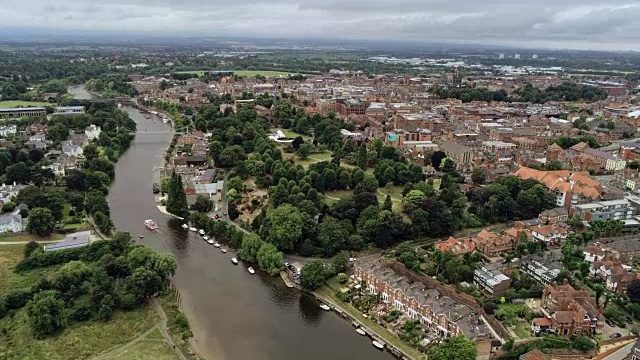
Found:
[27,207,55,236]
[228,176,245,193]
[6,162,31,184]
[383,194,393,211]
[83,143,99,161]
[300,260,328,290]
[546,159,565,171]
[333,251,349,273]
[426,335,477,360]
[441,158,456,173]
[24,241,39,258]
[628,279,640,303]
[94,210,113,235]
[26,290,67,339]
[190,195,214,213]
[431,151,447,170]
[357,145,368,170]
[265,204,304,251]
[297,143,312,159]
[166,170,189,218]
[256,242,285,276]
[65,169,87,191]
[160,176,171,193]
[292,136,304,150]
[238,233,264,262]
[471,168,486,185]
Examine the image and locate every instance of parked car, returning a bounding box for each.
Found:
[610,333,621,339]
[606,318,616,327]
[626,316,633,324]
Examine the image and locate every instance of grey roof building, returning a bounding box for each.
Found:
[43,231,91,252]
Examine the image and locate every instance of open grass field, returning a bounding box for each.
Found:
[284,150,333,168]
[0,305,159,360]
[176,70,294,77]
[0,100,52,108]
[514,320,532,339]
[324,185,405,212]
[0,233,64,243]
[102,328,176,360]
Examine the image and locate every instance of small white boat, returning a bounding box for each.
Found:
[207,239,214,244]
[199,229,205,235]
[372,341,385,350]
[231,257,238,265]
[139,234,144,239]
[203,236,209,241]
[356,328,366,336]
[182,224,189,229]
[221,248,227,253]
[189,227,197,232]
[248,267,255,274]
[319,304,331,311]
[214,243,220,248]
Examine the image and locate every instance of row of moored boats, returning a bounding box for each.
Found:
[182,223,254,273]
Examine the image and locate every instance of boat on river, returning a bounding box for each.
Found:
[214,242,220,248]
[189,227,197,232]
[372,340,385,350]
[139,234,144,239]
[231,257,238,265]
[319,304,331,311]
[207,239,214,244]
[203,235,209,241]
[221,248,227,253]
[199,229,205,235]
[182,224,189,229]
[248,267,255,274]
[144,219,158,231]
[356,328,366,336]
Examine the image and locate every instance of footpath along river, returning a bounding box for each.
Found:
[68,85,392,360]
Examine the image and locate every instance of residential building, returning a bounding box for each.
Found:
[520,255,562,285]
[590,260,638,295]
[62,144,83,157]
[85,124,102,140]
[354,259,488,339]
[530,224,567,245]
[629,338,640,360]
[471,229,517,257]
[572,199,635,222]
[0,183,26,204]
[196,169,217,185]
[473,265,511,296]
[434,236,475,255]
[583,246,607,263]
[0,207,26,233]
[513,168,602,207]
[538,208,568,224]
[536,281,604,336]
[54,106,85,115]
[0,107,46,119]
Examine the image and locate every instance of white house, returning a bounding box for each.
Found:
[62,144,83,157]
[531,224,568,245]
[0,124,17,137]
[0,183,26,204]
[42,163,66,176]
[85,124,102,140]
[0,210,25,233]
[29,132,46,142]
[583,246,607,263]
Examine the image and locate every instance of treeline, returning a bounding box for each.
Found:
[432,82,608,103]
[1,233,176,339]
[86,74,138,98]
[551,135,601,149]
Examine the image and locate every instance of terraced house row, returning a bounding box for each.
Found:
[353,259,488,339]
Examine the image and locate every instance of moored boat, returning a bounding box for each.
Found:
[207,239,214,244]
[203,235,209,241]
[144,219,158,231]
[319,304,331,311]
[372,340,385,350]
[182,224,189,229]
[356,328,366,336]
[248,267,255,274]
[221,248,227,253]
[199,229,205,235]
[189,227,197,232]
[139,234,144,239]
[214,242,220,248]
[231,257,238,265]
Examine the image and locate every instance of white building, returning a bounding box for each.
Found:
[85,124,102,140]
[0,207,26,233]
[0,124,17,137]
[62,144,83,157]
[514,54,521,59]
[54,106,85,115]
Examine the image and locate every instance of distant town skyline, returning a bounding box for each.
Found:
[4,0,640,51]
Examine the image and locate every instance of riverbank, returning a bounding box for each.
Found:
[315,280,425,360]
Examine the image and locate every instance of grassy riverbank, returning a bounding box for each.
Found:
[316,278,425,360]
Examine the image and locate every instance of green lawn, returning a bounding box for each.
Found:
[0,233,64,243]
[102,328,177,360]
[377,186,405,212]
[176,70,294,77]
[514,320,532,339]
[0,305,159,360]
[317,279,424,360]
[0,100,52,108]
[323,190,354,205]
[284,150,333,168]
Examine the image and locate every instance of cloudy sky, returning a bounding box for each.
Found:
[4,0,640,50]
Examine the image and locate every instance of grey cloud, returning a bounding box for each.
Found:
[4,0,640,50]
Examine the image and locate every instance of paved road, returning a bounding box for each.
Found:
[603,341,633,360]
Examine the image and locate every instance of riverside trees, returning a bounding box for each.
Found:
[166,170,189,219]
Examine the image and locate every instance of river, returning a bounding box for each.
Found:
[68,85,392,360]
